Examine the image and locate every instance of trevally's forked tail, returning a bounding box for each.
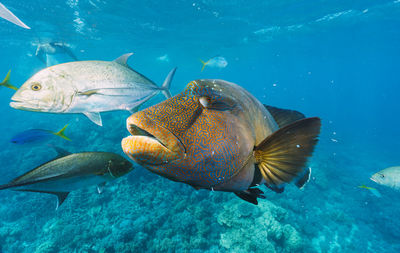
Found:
[161,67,176,99]
[0,2,30,29]
[1,70,18,90]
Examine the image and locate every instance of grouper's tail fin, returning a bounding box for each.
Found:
[254,117,321,187]
[1,70,18,90]
[53,124,71,141]
[161,67,177,99]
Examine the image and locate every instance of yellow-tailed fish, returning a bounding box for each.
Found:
[11,124,71,144]
[358,185,382,198]
[122,79,321,205]
[1,70,18,90]
[10,53,177,126]
[200,56,228,72]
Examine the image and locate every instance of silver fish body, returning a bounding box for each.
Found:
[10,53,176,126]
[0,150,133,208]
[371,166,400,190]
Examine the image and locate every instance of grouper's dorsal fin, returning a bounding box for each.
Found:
[114,53,134,67]
[254,117,321,186]
[264,105,305,128]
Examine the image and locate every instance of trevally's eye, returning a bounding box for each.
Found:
[380,174,385,178]
[31,83,42,91]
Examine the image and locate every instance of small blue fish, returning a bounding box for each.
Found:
[200,56,228,72]
[11,125,70,145]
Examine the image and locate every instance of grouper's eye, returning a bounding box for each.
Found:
[31,82,42,91]
[198,96,236,111]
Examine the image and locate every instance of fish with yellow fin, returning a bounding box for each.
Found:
[358,185,382,198]
[200,56,228,72]
[1,70,18,90]
[122,79,321,205]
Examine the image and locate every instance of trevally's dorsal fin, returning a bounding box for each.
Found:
[51,145,72,158]
[114,53,134,67]
[264,105,305,128]
[83,112,103,126]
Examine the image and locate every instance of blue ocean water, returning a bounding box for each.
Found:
[0,0,400,252]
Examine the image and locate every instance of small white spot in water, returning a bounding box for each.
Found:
[272,83,277,87]
[296,144,301,148]
[333,132,336,135]
[331,138,338,143]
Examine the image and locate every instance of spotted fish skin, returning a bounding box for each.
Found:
[122,79,279,190]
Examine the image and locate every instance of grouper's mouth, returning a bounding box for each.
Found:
[121,112,185,165]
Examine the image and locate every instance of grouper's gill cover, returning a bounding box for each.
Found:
[127,80,253,187]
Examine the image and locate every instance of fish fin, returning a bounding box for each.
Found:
[1,70,18,90]
[77,89,100,96]
[0,183,13,190]
[254,117,321,186]
[264,105,305,128]
[83,112,103,126]
[62,46,78,61]
[0,3,31,29]
[97,182,106,194]
[53,124,71,141]
[55,192,69,210]
[200,59,209,72]
[128,106,140,114]
[160,67,177,99]
[114,53,134,66]
[266,183,285,193]
[15,189,69,210]
[295,167,311,189]
[48,145,71,158]
[234,188,266,205]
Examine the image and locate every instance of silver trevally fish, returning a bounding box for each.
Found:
[371,166,400,190]
[0,148,133,209]
[10,53,177,126]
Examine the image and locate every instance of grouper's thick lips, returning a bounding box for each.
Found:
[123,113,185,156]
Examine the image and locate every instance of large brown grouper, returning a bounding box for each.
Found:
[121,79,321,204]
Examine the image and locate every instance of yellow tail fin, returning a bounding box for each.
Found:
[1,70,18,90]
[53,124,71,141]
[200,59,209,72]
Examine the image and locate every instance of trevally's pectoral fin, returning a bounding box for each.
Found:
[83,112,103,126]
[15,189,69,210]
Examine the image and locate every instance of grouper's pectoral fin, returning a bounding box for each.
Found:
[254,117,321,187]
[264,105,305,128]
[83,112,102,126]
[15,189,69,210]
[234,188,266,205]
